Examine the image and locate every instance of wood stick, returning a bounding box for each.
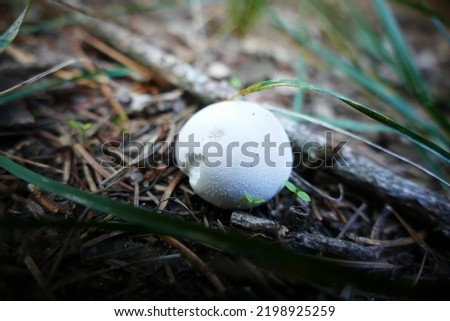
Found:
[77,14,237,103]
[289,232,382,261]
[231,211,288,237]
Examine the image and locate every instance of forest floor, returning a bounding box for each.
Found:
[0,0,449,300]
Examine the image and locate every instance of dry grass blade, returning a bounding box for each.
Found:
[157,172,186,211]
[150,171,226,297]
[74,143,115,181]
[347,231,427,248]
[337,203,367,239]
[388,205,435,258]
[0,59,83,97]
[160,235,227,299]
[80,30,153,80]
[23,254,55,300]
[67,31,129,124]
[0,150,63,173]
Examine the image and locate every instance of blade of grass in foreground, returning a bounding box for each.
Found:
[0,154,439,298]
[235,79,450,166]
[0,0,33,53]
[0,154,353,281]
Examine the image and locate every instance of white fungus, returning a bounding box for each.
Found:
[175,101,293,209]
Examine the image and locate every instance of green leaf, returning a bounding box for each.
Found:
[284,180,298,193]
[0,0,33,53]
[235,79,450,165]
[253,198,265,204]
[81,123,92,131]
[244,193,254,202]
[285,180,311,202]
[296,191,311,202]
[68,120,83,130]
[244,193,265,204]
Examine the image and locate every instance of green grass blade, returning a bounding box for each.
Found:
[373,0,450,138]
[0,0,33,53]
[349,4,400,73]
[266,8,428,130]
[310,117,397,133]
[236,79,450,164]
[292,57,306,113]
[373,0,428,101]
[270,105,448,186]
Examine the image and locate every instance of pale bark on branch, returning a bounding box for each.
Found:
[77,14,237,103]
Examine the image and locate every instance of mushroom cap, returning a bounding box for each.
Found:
[175,101,293,209]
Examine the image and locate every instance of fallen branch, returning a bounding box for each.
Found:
[230,211,382,261]
[231,211,288,237]
[289,232,382,262]
[77,14,237,103]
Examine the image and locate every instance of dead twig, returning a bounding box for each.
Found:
[336,203,367,239]
[389,205,436,260]
[0,150,63,173]
[160,235,227,299]
[157,172,186,211]
[80,30,153,80]
[288,232,382,261]
[346,231,427,248]
[230,211,289,237]
[23,254,55,300]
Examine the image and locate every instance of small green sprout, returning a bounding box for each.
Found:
[244,193,265,213]
[69,120,92,143]
[285,181,311,202]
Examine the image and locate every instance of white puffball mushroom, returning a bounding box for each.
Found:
[175,101,293,209]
